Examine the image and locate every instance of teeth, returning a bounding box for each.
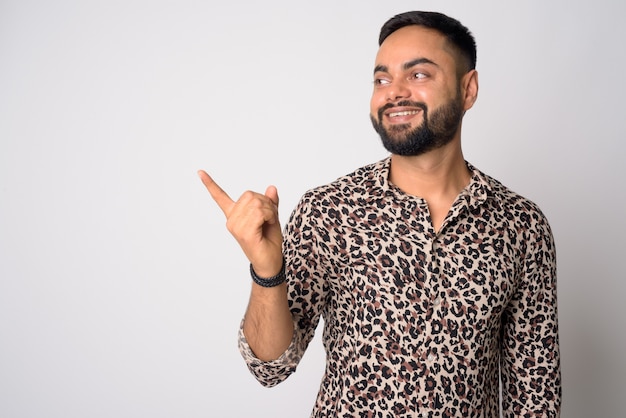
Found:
[389,110,419,117]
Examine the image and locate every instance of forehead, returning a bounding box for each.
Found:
[375,25,457,70]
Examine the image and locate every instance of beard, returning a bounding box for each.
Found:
[370,93,464,156]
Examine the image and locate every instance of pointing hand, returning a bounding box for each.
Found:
[198,170,284,277]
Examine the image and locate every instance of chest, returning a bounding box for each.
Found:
[318,201,520,329]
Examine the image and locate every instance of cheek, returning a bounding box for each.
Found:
[370,92,384,116]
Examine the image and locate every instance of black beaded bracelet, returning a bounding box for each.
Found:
[250,260,286,288]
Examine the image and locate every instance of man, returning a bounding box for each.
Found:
[199,11,561,417]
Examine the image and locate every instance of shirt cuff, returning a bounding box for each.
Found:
[237,318,301,387]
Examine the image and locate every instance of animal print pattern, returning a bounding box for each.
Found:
[239,157,561,417]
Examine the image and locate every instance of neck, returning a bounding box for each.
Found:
[388,140,471,201]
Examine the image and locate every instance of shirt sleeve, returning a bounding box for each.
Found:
[238,193,329,387]
[237,320,301,387]
[501,207,562,416]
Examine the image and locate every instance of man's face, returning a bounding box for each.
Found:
[370,25,467,156]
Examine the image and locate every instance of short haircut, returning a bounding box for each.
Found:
[378,11,477,72]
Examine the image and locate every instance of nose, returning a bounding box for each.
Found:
[385,80,411,102]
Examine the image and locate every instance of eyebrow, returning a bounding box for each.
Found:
[373,57,438,74]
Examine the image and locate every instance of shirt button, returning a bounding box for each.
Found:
[427,353,436,362]
[433,296,441,306]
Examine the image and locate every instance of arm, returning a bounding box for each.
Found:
[243,280,293,361]
[198,171,293,360]
[238,192,329,387]
[501,210,562,416]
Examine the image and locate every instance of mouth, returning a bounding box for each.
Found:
[383,107,423,123]
[388,110,421,118]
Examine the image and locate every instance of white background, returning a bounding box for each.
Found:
[1,0,625,417]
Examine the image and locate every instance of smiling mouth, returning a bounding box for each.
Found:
[388,110,421,118]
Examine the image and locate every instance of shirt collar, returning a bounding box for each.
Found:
[373,156,493,209]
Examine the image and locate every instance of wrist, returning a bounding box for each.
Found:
[250,258,286,288]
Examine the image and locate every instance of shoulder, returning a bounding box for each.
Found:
[300,159,388,206]
[285,159,389,229]
[476,167,554,241]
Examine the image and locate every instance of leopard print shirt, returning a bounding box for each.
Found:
[239,157,561,417]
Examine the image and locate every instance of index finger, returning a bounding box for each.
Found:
[197,170,234,215]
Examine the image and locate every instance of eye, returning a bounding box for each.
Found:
[373,77,390,86]
[411,72,427,80]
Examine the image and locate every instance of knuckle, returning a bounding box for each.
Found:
[239,190,256,201]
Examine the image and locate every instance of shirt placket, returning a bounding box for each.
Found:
[422,193,472,411]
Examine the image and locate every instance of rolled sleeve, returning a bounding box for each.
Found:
[238,319,303,387]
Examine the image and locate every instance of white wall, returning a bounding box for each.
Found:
[1,0,624,416]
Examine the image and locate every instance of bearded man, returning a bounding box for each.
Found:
[199,10,561,417]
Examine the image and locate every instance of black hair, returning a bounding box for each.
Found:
[378,11,477,72]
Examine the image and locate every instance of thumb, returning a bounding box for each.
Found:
[265,185,279,207]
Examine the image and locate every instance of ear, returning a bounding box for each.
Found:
[461,69,479,111]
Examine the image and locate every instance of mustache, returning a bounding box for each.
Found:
[377,100,428,119]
